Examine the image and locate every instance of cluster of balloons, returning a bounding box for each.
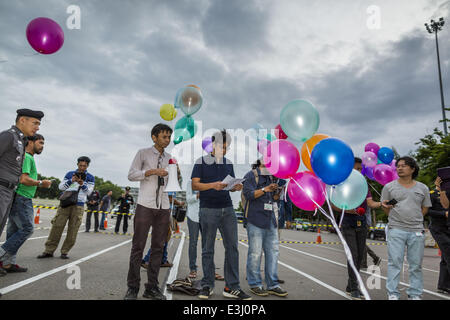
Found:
[26,17,64,55]
[257,99,368,212]
[361,142,398,185]
[161,85,203,145]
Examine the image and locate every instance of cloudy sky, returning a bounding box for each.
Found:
[1,0,449,206]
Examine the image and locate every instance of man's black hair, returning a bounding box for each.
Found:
[396,156,419,179]
[211,129,231,145]
[77,156,91,164]
[28,134,45,142]
[354,157,362,164]
[252,159,262,170]
[151,123,173,138]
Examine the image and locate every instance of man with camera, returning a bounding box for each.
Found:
[37,156,95,260]
[0,134,51,274]
[85,189,101,232]
[114,187,134,234]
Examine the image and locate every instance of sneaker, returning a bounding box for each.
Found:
[373,256,382,266]
[37,252,53,259]
[124,287,139,300]
[60,254,69,260]
[267,287,288,297]
[2,264,28,273]
[408,295,422,300]
[198,287,213,299]
[250,287,269,297]
[277,279,285,284]
[349,290,362,300]
[388,294,400,300]
[143,286,166,300]
[223,287,252,300]
[437,287,450,295]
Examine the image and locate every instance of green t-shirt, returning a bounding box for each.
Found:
[16,153,37,199]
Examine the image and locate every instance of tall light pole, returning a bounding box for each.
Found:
[425,17,448,136]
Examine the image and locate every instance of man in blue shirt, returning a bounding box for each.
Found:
[191,130,251,300]
[243,160,288,297]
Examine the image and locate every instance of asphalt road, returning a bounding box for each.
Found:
[0,207,448,301]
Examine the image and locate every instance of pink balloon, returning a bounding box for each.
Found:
[263,140,300,179]
[288,172,326,211]
[362,151,378,168]
[373,164,396,185]
[364,142,380,155]
[26,17,64,55]
[257,139,270,154]
[275,124,288,140]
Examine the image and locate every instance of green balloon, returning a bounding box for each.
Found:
[280,99,319,142]
[173,115,197,145]
[266,133,276,142]
[327,170,368,210]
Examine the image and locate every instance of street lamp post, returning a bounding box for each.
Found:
[425,17,448,136]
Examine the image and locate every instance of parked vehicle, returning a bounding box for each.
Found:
[368,222,387,241]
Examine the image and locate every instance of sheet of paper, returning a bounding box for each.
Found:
[221,175,245,191]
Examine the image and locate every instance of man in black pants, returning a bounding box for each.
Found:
[85,189,100,232]
[115,187,134,234]
[428,177,450,294]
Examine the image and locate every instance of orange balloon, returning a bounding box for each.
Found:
[301,134,330,172]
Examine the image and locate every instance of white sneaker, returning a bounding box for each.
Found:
[408,295,422,300]
[388,294,400,300]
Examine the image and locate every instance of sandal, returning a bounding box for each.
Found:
[189,270,197,278]
[215,273,224,281]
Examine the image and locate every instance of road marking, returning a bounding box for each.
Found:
[164,231,186,300]
[238,242,351,300]
[0,239,132,296]
[279,244,450,300]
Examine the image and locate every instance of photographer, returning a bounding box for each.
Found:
[37,156,95,260]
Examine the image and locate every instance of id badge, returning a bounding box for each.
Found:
[264,203,273,211]
[357,221,362,227]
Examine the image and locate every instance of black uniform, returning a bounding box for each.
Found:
[86,190,101,232]
[115,193,134,234]
[0,126,26,236]
[428,189,450,291]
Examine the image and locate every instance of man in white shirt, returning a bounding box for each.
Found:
[124,124,173,300]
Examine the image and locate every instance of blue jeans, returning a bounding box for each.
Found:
[143,242,168,264]
[386,227,425,298]
[199,207,240,290]
[246,222,280,289]
[99,212,106,229]
[0,194,34,265]
[187,217,200,272]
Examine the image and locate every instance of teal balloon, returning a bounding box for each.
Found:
[266,133,276,142]
[327,170,368,210]
[280,99,320,142]
[173,115,197,145]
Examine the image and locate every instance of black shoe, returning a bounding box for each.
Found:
[250,287,269,297]
[124,287,139,300]
[94,230,99,233]
[198,287,213,299]
[60,254,69,260]
[143,286,166,300]
[349,290,362,300]
[2,264,28,273]
[85,230,90,233]
[277,279,285,284]
[267,287,288,297]
[437,287,450,295]
[37,252,53,259]
[223,287,252,300]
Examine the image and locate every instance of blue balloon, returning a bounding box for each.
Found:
[378,147,394,164]
[311,138,354,185]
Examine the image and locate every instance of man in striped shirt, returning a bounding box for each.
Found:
[37,156,95,260]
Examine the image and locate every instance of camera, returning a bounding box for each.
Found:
[158,176,165,187]
[74,171,86,181]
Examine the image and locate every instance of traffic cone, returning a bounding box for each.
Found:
[175,221,180,234]
[316,227,322,244]
[104,214,108,229]
[34,208,41,224]
[438,249,442,257]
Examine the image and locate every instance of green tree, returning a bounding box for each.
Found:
[35,174,61,199]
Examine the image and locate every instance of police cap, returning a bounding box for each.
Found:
[16,109,44,120]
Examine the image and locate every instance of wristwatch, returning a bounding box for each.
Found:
[38,180,43,187]
[261,187,266,193]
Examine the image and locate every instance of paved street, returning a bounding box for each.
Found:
[0,207,448,301]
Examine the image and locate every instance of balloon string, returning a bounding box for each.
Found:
[306,143,312,159]
[367,182,382,198]
[339,207,345,229]
[290,177,371,300]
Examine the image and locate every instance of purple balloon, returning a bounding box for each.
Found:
[263,140,300,179]
[362,151,378,168]
[257,139,270,154]
[202,137,213,153]
[26,17,64,55]
[364,142,380,156]
[365,166,375,180]
[373,164,396,186]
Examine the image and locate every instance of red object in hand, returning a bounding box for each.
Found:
[356,207,366,216]
[169,158,177,164]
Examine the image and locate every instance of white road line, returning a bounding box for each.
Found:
[164,231,186,300]
[238,241,351,300]
[0,239,132,296]
[279,244,450,300]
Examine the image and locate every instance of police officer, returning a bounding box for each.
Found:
[0,109,43,277]
[428,177,450,294]
[114,186,134,234]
